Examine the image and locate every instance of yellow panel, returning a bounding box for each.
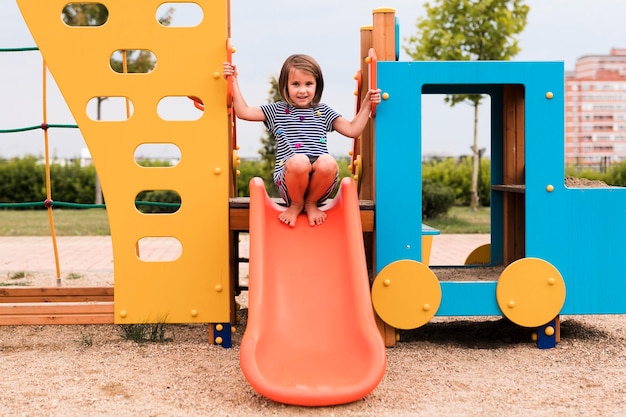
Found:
[17,0,230,323]
[496,258,566,328]
[421,235,433,267]
[465,243,491,265]
[372,260,441,330]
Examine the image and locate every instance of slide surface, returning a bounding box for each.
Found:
[240,177,386,406]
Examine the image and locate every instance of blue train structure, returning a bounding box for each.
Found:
[370,59,626,347]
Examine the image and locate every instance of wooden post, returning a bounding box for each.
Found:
[359,25,374,200]
[370,8,398,347]
[502,85,526,264]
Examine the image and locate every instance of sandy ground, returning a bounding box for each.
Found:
[1,272,625,416]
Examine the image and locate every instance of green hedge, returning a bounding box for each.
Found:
[0,156,96,208]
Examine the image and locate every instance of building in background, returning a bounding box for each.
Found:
[565,48,626,170]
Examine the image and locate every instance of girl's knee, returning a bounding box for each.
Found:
[313,154,338,175]
[285,154,312,175]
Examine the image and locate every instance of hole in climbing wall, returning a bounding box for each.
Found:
[157,96,203,121]
[86,96,134,121]
[110,50,157,74]
[62,3,109,26]
[156,3,203,27]
[136,237,182,262]
[134,144,181,166]
[135,190,181,214]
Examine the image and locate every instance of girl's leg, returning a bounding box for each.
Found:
[279,154,311,226]
[304,154,338,226]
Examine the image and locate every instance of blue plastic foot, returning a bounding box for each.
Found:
[537,317,558,349]
[212,323,232,348]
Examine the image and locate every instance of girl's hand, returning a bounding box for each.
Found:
[363,88,381,108]
[368,88,381,104]
[223,62,237,79]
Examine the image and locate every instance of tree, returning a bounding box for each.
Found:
[404,0,529,210]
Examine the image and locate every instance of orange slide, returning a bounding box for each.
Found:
[240,177,386,406]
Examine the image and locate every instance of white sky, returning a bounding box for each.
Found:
[1,0,625,160]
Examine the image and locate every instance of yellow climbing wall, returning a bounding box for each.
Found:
[17,0,231,324]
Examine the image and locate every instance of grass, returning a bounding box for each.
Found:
[0,209,110,236]
[425,205,491,234]
[0,205,491,236]
[119,322,170,343]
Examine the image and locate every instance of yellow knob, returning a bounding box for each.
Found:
[545,326,555,337]
[423,304,430,311]
[508,300,516,308]
[215,337,223,345]
[546,184,554,192]
[365,56,371,63]
[547,277,555,286]
[190,309,198,317]
[215,324,223,331]
[214,167,222,175]
[383,279,391,287]
[382,92,389,100]
[215,284,223,292]
[213,72,221,79]
[546,91,554,99]
[119,310,127,318]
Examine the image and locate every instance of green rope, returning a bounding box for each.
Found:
[0,202,43,208]
[52,201,106,209]
[0,47,39,52]
[0,124,79,134]
[0,200,181,209]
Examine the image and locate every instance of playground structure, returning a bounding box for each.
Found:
[3,0,626,407]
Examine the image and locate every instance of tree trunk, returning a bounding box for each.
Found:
[470,102,480,211]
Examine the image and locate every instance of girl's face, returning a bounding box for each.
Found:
[287,68,316,108]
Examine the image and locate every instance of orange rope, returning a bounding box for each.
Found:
[122,50,131,119]
[42,58,62,283]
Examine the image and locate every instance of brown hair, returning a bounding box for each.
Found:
[277,54,324,107]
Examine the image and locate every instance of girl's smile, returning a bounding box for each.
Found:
[287,68,317,108]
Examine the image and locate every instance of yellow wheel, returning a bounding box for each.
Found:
[496,258,566,327]
[465,243,490,265]
[372,260,441,330]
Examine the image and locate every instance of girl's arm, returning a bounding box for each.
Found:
[223,62,266,122]
[332,88,381,138]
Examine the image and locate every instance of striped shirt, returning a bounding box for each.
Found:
[260,101,341,180]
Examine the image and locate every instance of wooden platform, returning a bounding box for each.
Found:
[229,197,375,232]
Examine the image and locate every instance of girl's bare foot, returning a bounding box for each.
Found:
[305,201,327,226]
[279,203,303,227]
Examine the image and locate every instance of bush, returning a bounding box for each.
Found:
[422,156,490,206]
[422,179,455,219]
[135,190,181,213]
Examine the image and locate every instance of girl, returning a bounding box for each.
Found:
[223,54,380,227]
